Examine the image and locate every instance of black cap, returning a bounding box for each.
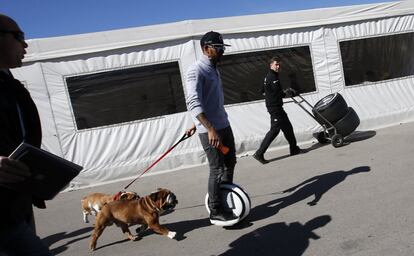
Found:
[200,31,231,47]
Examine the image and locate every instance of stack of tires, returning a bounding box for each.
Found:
[312,93,360,147]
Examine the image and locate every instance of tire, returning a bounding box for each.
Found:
[204,183,251,226]
[312,93,348,124]
[331,134,344,148]
[334,107,360,137]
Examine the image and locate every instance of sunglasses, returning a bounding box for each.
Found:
[208,44,226,52]
[0,30,25,42]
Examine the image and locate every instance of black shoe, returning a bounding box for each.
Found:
[210,211,238,222]
[253,153,268,164]
[290,147,307,156]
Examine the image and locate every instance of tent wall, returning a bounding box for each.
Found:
[11,2,414,189]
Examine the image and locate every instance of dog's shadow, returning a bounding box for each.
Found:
[90,209,210,251]
[249,166,371,223]
[94,238,131,251]
[135,214,211,241]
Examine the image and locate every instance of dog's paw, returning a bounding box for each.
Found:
[89,243,96,251]
[167,231,176,239]
[129,235,141,241]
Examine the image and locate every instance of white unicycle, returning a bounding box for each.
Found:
[205,183,251,226]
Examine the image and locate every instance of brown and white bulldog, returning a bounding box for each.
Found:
[89,188,178,251]
[81,191,139,223]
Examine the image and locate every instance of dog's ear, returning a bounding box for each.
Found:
[150,191,159,202]
[119,193,128,200]
[113,191,123,200]
[127,192,139,200]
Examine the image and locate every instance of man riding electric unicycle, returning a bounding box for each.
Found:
[185,31,250,226]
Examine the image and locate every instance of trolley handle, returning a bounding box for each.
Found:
[284,88,298,97]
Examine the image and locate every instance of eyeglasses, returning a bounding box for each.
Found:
[0,30,25,42]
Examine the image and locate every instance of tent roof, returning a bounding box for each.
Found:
[24,1,412,62]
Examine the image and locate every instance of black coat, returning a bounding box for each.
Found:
[0,71,45,230]
[263,70,285,114]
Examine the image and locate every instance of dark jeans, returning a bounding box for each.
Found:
[256,109,298,156]
[199,126,236,212]
[0,221,51,256]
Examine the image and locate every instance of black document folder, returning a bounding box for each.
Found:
[9,142,83,200]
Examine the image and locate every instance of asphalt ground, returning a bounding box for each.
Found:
[34,122,414,256]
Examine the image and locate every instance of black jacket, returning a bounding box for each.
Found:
[0,71,45,230]
[263,70,285,114]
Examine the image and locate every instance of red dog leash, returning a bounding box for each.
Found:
[123,132,192,190]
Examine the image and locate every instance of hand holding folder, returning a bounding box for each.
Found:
[9,143,83,200]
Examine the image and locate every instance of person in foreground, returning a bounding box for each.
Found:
[253,57,306,164]
[0,13,52,255]
[185,31,238,223]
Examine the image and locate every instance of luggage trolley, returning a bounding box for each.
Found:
[285,89,359,148]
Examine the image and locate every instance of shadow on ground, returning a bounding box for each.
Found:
[219,167,370,255]
[42,226,93,255]
[165,217,211,241]
[221,215,332,256]
[267,142,326,163]
[345,130,376,143]
[249,166,371,223]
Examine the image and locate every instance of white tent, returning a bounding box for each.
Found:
[12,1,414,190]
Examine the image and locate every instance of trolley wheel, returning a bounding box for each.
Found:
[316,132,329,144]
[331,134,344,148]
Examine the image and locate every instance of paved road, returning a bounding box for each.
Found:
[34,122,414,256]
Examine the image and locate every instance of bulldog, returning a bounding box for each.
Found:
[81,191,139,223]
[89,188,178,251]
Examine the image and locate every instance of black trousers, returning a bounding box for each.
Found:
[199,126,236,211]
[256,109,298,156]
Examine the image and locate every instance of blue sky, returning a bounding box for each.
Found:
[1,0,396,39]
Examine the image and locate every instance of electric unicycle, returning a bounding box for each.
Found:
[205,183,251,226]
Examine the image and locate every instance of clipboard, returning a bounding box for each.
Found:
[9,142,83,200]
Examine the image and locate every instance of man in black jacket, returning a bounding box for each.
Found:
[0,13,52,255]
[253,57,304,164]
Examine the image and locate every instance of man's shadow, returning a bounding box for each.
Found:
[221,215,332,256]
[249,166,370,222]
[42,226,93,255]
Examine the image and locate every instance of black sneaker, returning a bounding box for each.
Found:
[253,153,268,164]
[290,147,307,156]
[210,211,238,222]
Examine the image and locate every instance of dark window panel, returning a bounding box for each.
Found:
[66,62,186,130]
[219,46,316,105]
[340,32,414,86]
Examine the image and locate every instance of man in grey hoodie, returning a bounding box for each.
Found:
[185,31,238,224]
